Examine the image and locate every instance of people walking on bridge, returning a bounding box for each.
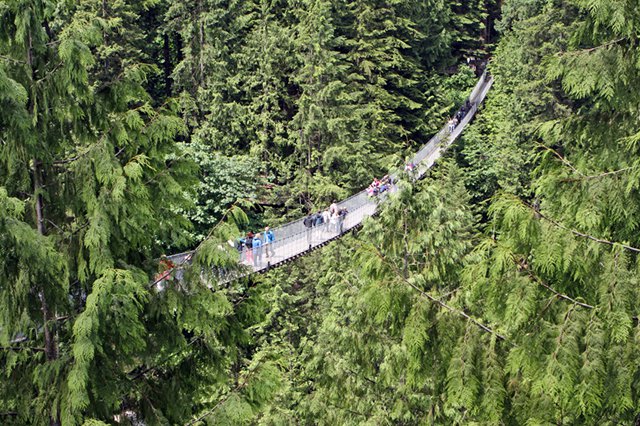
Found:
[314,211,324,227]
[235,237,245,261]
[405,160,417,180]
[264,227,275,258]
[252,233,263,266]
[330,210,340,233]
[367,178,380,197]
[379,175,391,193]
[152,73,492,280]
[244,232,254,264]
[233,238,242,252]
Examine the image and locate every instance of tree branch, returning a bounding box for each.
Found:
[542,213,640,254]
[0,55,26,64]
[186,379,249,426]
[364,243,509,342]
[0,346,45,352]
[519,199,640,254]
[561,167,632,182]
[536,142,583,176]
[523,268,594,309]
[147,202,247,289]
[127,337,201,381]
[557,37,626,56]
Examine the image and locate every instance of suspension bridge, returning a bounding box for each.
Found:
[166,70,493,280]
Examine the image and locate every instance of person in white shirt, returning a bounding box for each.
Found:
[322,209,331,233]
[329,200,338,215]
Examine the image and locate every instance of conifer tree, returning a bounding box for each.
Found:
[327,0,450,190]
[449,0,500,58]
[289,0,351,203]
[238,1,640,422]
[0,1,257,423]
[168,0,455,219]
[455,0,640,422]
[248,164,489,424]
[455,0,574,202]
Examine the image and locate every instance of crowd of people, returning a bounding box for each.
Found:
[304,201,348,241]
[367,175,393,197]
[232,201,350,267]
[448,98,473,133]
[165,69,485,275]
[235,227,276,266]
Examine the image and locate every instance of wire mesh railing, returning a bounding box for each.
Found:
[166,69,493,281]
[233,199,377,272]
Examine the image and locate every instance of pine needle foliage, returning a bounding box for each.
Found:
[169,0,459,218]
[0,1,262,424]
[455,0,640,422]
[236,1,640,423]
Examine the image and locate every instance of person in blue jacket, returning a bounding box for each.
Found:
[252,233,263,266]
[264,227,275,258]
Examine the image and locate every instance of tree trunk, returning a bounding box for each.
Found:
[403,209,409,279]
[33,160,60,426]
[33,162,57,355]
[163,33,172,96]
[102,0,109,74]
[28,26,60,425]
[198,0,205,85]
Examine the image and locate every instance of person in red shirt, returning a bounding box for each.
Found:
[155,254,175,290]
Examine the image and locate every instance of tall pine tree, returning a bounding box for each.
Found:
[0,1,259,423]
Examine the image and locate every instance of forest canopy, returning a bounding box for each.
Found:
[1,0,639,424]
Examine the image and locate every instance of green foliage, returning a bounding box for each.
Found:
[243,163,489,424]
[230,1,640,424]
[454,0,640,422]
[170,0,462,218]
[449,0,501,58]
[182,142,258,242]
[0,1,262,424]
[12,0,640,424]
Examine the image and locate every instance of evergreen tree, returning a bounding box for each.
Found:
[455,0,575,203]
[307,0,452,194]
[247,164,489,424]
[0,1,257,423]
[449,0,501,59]
[289,0,351,205]
[239,1,640,423]
[12,0,639,423]
[454,0,640,422]
[169,0,455,222]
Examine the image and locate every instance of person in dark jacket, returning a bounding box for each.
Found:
[337,208,348,233]
[244,232,254,264]
[303,214,314,245]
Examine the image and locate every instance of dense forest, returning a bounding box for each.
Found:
[2,0,640,424]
